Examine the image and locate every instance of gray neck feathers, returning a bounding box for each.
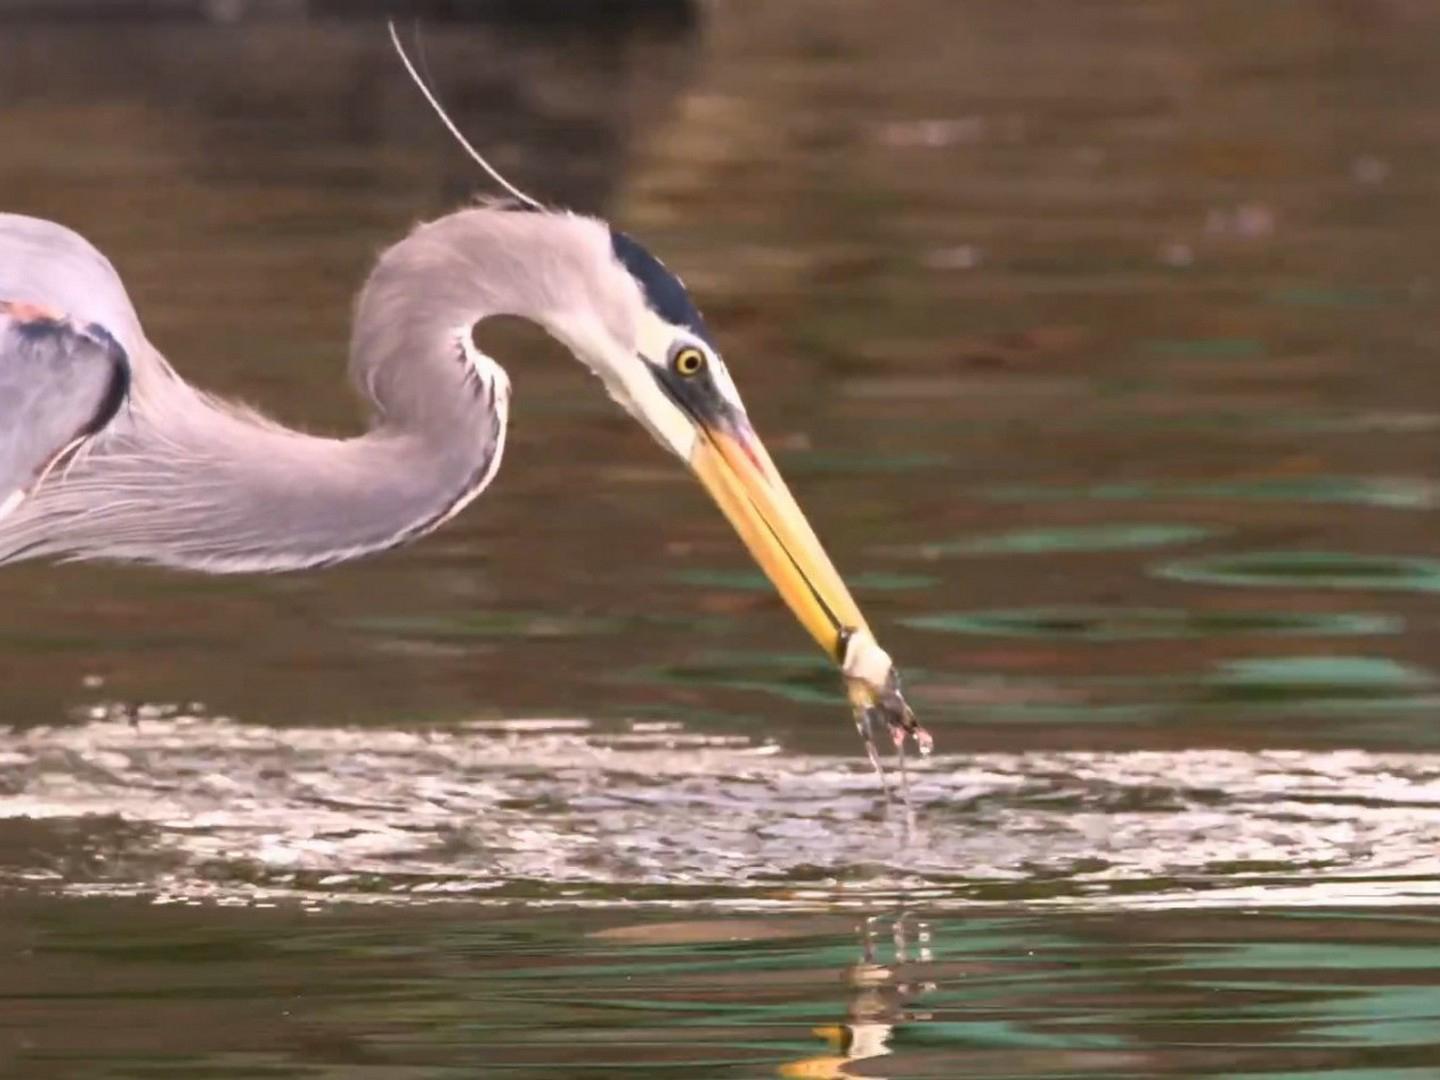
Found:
[1,209,624,572]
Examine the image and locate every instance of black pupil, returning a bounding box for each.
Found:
[679,351,701,373]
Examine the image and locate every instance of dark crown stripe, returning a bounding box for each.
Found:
[609,229,713,345]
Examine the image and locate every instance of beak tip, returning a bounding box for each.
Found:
[842,627,931,755]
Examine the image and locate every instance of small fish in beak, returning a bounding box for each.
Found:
[841,627,931,782]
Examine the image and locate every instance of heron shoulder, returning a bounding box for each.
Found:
[0,300,130,520]
[0,214,146,359]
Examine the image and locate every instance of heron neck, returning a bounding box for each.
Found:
[347,208,625,422]
[0,209,614,572]
[0,352,505,573]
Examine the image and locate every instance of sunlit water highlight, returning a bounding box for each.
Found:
[5,711,1440,910]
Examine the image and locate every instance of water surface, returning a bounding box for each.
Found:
[2,2,1439,1075]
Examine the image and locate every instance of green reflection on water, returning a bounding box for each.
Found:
[630,651,848,706]
[888,524,1217,559]
[345,611,627,639]
[943,702,1166,726]
[900,607,1401,641]
[1187,941,1440,972]
[909,655,1438,727]
[1140,337,1267,359]
[988,477,1438,510]
[14,904,1440,1078]
[1205,657,1436,708]
[1159,552,1440,593]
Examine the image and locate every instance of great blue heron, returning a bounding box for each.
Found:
[0,36,925,762]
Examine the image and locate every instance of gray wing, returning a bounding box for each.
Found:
[0,214,144,358]
[0,301,129,516]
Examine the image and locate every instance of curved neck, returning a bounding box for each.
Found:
[0,209,623,572]
[349,208,628,429]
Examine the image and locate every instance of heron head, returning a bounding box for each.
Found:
[381,17,923,753]
[572,226,913,730]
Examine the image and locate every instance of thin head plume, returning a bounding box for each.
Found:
[386,19,545,211]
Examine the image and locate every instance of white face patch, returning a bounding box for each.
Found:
[553,308,698,462]
[639,316,744,413]
[634,310,674,371]
[617,362,698,462]
[636,311,749,427]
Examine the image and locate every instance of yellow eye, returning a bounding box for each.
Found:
[672,347,706,377]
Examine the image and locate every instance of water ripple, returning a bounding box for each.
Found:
[4,713,1440,909]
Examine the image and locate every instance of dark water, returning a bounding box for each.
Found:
[2,2,1440,1076]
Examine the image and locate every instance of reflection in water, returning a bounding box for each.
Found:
[633,648,1440,735]
[8,897,1440,1077]
[987,477,1440,510]
[6,710,1440,909]
[1159,551,1440,593]
[901,606,1403,641]
[0,8,699,215]
[781,914,934,1080]
[881,523,1220,559]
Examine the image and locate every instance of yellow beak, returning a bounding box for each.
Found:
[687,413,927,754]
[689,419,869,664]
